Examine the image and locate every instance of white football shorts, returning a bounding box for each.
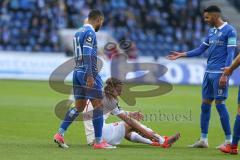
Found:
[102,121,126,145]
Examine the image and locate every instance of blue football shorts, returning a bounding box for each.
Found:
[73,69,103,100]
[202,72,228,101]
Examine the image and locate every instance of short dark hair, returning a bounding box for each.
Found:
[88,9,104,20]
[204,5,221,13]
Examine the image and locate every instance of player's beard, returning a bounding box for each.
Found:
[95,25,101,32]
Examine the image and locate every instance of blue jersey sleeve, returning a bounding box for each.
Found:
[225,29,237,67]
[186,31,210,57]
[227,29,237,47]
[203,33,210,47]
[82,31,95,76]
[186,43,209,57]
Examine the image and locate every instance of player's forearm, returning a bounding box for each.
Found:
[225,47,235,67]
[186,43,208,57]
[85,56,93,76]
[230,52,240,71]
[83,48,93,76]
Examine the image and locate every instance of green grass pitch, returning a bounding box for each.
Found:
[0,80,239,160]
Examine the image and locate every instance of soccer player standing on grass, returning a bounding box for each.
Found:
[54,9,115,149]
[219,53,240,154]
[167,5,237,148]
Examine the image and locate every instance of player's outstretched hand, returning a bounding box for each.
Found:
[166,51,186,60]
[86,76,94,88]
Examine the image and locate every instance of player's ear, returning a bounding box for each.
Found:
[213,13,219,19]
[96,17,101,23]
[99,16,104,23]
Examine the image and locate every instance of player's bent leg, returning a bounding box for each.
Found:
[124,123,154,145]
[53,99,87,148]
[125,122,180,148]
[124,123,133,141]
[138,123,167,146]
[215,100,232,149]
[124,123,134,135]
[75,99,88,112]
[128,132,153,145]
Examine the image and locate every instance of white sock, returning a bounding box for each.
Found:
[225,139,232,144]
[200,137,208,142]
[154,134,165,144]
[140,124,165,144]
[130,132,152,144]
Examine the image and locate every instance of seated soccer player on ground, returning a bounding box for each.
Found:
[82,77,180,148]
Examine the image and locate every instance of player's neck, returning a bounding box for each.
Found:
[214,19,225,29]
[87,21,96,30]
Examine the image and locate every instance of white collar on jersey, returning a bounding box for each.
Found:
[84,24,95,32]
[214,22,228,30]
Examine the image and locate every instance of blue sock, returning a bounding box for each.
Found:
[200,103,211,139]
[216,103,232,140]
[232,114,240,146]
[59,107,79,136]
[92,107,103,143]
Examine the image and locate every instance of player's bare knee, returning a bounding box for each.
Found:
[202,99,213,105]
[75,99,87,112]
[124,123,133,133]
[124,132,132,141]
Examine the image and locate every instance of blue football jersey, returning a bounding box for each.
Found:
[203,22,237,72]
[73,24,98,76]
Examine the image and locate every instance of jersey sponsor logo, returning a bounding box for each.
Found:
[209,40,224,46]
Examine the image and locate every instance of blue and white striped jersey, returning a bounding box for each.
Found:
[73,24,98,76]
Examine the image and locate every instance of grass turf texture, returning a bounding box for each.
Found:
[0,80,239,160]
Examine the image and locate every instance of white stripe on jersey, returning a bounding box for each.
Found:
[227,45,237,47]
[83,45,93,49]
[203,42,210,46]
[205,70,223,74]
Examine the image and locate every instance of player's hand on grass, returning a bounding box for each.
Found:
[166,51,187,60]
[86,76,94,88]
[129,111,144,121]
